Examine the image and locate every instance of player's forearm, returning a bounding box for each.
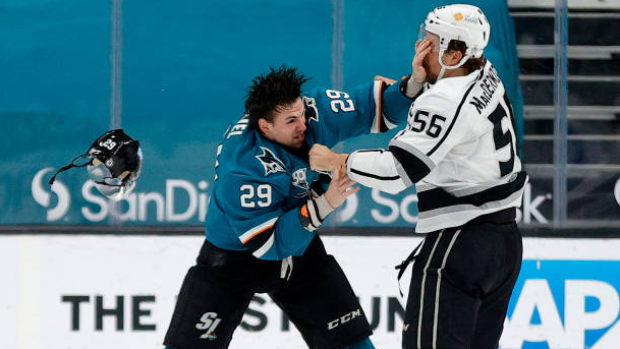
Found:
[381,80,416,128]
[399,74,424,99]
[346,149,409,194]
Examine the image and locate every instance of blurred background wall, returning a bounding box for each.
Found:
[1,0,619,348]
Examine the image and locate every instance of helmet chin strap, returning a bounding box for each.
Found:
[436,48,471,82]
[437,65,447,81]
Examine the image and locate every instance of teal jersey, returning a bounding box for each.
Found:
[205,81,411,260]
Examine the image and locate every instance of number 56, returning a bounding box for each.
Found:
[409,110,446,138]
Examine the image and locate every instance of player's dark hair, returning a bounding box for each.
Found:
[448,39,486,73]
[245,65,310,132]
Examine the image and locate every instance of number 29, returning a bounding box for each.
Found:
[240,184,272,208]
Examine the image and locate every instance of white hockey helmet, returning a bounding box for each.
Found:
[423,4,490,70]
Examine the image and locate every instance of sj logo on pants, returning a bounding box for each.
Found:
[196,312,221,340]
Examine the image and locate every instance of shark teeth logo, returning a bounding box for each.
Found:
[256,147,286,176]
[32,168,71,221]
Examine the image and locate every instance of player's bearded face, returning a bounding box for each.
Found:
[263,98,307,149]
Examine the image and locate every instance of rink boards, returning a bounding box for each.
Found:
[1,235,620,349]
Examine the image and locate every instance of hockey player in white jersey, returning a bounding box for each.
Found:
[310,4,527,349]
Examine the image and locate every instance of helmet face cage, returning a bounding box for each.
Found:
[423,4,490,71]
[87,147,142,201]
[49,128,142,201]
[86,129,142,201]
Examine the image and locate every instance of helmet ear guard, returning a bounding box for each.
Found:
[49,129,143,201]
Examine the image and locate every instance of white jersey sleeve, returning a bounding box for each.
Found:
[347,77,476,190]
[346,149,408,194]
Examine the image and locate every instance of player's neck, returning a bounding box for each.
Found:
[442,66,469,79]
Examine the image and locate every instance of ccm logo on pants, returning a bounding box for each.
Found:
[328,309,363,330]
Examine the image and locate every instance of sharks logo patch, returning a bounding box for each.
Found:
[256,147,286,176]
[291,168,310,190]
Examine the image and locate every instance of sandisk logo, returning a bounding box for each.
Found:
[31,168,71,221]
[30,167,211,223]
[327,308,363,330]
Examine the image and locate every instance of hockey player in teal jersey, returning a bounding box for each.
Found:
[162,66,413,349]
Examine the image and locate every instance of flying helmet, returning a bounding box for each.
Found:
[49,129,142,201]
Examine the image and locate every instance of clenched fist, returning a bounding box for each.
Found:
[309,144,348,173]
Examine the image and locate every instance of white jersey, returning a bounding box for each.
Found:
[347,60,528,233]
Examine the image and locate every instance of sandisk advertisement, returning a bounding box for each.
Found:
[16,166,620,227]
[1,236,619,349]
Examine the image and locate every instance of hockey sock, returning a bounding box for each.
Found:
[338,336,375,349]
